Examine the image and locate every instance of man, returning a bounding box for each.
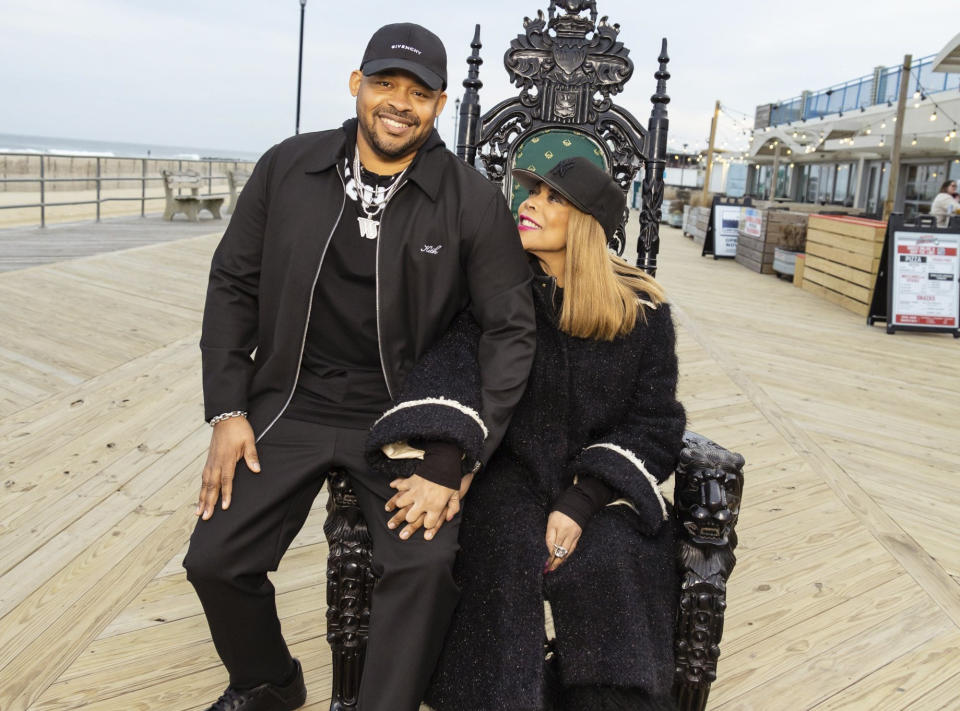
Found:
[183,22,536,711]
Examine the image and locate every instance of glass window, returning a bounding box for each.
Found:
[806,165,820,203]
[835,164,850,205]
[819,165,836,203]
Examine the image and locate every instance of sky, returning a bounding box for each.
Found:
[0,0,949,159]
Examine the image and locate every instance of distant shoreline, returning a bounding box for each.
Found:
[0,132,261,162]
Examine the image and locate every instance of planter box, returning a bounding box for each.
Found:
[686,206,711,245]
[736,208,808,274]
[773,247,800,276]
[800,214,887,316]
[661,199,684,227]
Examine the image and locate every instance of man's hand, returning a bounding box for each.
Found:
[544,510,582,573]
[385,474,458,541]
[196,416,259,520]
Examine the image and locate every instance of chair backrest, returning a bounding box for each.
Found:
[161,169,203,197]
[456,0,671,272]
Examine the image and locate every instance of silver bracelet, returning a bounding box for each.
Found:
[209,410,248,427]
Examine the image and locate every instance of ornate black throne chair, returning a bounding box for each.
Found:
[325,4,745,710]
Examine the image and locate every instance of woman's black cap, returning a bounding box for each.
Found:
[360,23,447,91]
[513,157,625,238]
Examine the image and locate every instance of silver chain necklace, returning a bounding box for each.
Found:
[353,149,407,240]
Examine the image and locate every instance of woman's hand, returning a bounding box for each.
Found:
[545,510,582,572]
[444,472,474,521]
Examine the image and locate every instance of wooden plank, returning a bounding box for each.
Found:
[808,214,887,242]
[0,422,208,618]
[806,240,880,272]
[713,600,947,710]
[805,254,876,288]
[0,454,203,710]
[803,267,871,304]
[33,590,329,709]
[808,629,960,710]
[901,671,960,710]
[710,577,928,706]
[806,227,885,258]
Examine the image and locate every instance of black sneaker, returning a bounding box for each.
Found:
[206,659,307,711]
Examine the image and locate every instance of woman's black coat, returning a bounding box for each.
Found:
[367,273,686,711]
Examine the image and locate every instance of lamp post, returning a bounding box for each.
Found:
[453,97,461,148]
[296,0,307,135]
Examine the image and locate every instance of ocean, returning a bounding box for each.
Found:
[0,132,261,162]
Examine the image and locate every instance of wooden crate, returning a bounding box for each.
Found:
[736,208,808,274]
[800,214,887,316]
[687,206,710,245]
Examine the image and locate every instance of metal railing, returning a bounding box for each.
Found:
[763,54,960,128]
[0,152,256,227]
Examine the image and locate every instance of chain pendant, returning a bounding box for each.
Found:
[358,216,380,240]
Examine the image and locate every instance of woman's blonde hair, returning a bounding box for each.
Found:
[556,207,666,341]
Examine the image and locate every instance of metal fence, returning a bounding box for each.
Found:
[0,152,256,227]
[764,54,960,128]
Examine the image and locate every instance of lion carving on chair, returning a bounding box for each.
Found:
[672,433,745,711]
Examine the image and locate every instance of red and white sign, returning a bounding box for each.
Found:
[891,231,960,328]
[741,207,762,238]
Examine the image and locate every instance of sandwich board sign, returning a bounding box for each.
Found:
[868,214,960,338]
[702,196,752,259]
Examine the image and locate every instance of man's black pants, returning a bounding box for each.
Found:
[183,417,461,711]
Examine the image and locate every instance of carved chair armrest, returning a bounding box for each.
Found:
[324,471,378,711]
[671,431,745,711]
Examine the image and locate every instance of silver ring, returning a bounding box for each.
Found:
[553,544,568,558]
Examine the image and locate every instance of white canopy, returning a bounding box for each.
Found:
[932,33,960,73]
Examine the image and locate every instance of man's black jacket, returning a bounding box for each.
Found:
[200,120,536,465]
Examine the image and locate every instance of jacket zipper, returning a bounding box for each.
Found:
[255,167,348,443]
[374,179,408,400]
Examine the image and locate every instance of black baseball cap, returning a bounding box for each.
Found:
[513,157,626,239]
[360,23,447,91]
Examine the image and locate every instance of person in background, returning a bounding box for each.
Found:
[930,179,959,227]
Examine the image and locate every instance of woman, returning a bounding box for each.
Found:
[930,179,959,227]
[367,157,685,711]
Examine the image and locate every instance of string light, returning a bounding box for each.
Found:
[911,135,918,145]
[930,111,938,122]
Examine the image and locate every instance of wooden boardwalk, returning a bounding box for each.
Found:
[0,214,227,272]
[0,222,958,710]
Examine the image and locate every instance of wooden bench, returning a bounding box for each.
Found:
[160,170,225,222]
[226,169,251,215]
